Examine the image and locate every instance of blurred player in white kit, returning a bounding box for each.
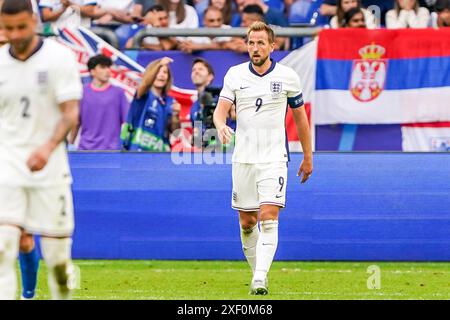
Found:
[0,0,82,300]
[214,21,313,295]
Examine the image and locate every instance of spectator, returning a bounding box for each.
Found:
[158,0,199,28]
[178,6,232,53]
[190,58,215,128]
[207,0,235,25]
[125,5,178,50]
[343,7,367,27]
[386,0,430,28]
[69,55,129,151]
[232,0,288,27]
[132,0,157,18]
[40,0,101,28]
[330,0,378,28]
[321,0,393,26]
[224,5,287,52]
[431,0,450,27]
[95,0,141,25]
[122,57,181,151]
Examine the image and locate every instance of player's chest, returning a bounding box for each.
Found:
[0,63,52,102]
[235,76,287,109]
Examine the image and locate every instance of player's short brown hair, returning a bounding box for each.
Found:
[1,0,33,15]
[247,21,275,44]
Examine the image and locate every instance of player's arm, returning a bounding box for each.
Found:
[27,100,80,172]
[291,106,313,183]
[213,98,234,144]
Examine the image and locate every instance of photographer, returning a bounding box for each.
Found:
[190,58,236,148]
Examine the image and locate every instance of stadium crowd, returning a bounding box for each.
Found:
[0,0,449,151]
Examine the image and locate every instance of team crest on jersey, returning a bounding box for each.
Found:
[37,71,49,86]
[350,43,387,103]
[270,81,282,94]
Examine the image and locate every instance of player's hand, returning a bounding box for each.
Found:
[26,142,57,172]
[172,100,181,115]
[217,125,234,145]
[297,158,313,184]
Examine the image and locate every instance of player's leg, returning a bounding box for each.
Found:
[19,232,39,300]
[251,162,287,294]
[27,185,75,300]
[0,224,21,300]
[40,236,73,300]
[251,204,280,294]
[232,163,260,274]
[239,211,259,274]
[0,187,27,300]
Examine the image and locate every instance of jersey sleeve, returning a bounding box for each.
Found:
[53,47,83,104]
[219,69,235,104]
[286,69,304,109]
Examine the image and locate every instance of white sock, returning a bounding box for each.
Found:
[254,220,279,282]
[41,237,73,300]
[240,224,260,274]
[0,225,20,300]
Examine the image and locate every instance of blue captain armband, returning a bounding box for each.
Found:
[288,93,304,109]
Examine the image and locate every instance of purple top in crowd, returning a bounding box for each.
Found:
[79,83,130,150]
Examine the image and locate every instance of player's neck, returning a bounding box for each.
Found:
[252,58,273,76]
[11,35,40,61]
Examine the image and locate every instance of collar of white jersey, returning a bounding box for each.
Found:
[248,58,276,77]
[8,37,44,62]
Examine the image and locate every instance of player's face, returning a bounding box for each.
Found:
[247,30,274,67]
[153,65,169,90]
[91,64,111,83]
[0,23,7,47]
[191,62,213,88]
[0,11,37,54]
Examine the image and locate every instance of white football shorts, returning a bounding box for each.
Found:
[232,161,288,212]
[0,185,74,237]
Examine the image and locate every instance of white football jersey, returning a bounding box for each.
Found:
[220,60,304,164]
[0,39,82,187]
[39,0,97,28]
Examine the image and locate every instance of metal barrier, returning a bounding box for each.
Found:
[131,27,321,49]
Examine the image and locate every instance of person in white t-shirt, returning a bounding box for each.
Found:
[158,0,199,28]
[40,0,100,28]
[178,6,232,53]
[95,0,139,24]
[330,0,378,28]
[0,0,82,300]
[386,0,430,28]
[213,22,313,296]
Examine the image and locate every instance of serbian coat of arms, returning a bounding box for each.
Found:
[350,43,387,102]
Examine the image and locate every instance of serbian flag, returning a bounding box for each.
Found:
[315,29,450,125]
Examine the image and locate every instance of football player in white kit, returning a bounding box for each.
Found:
[0,0,82,300]
[213,22,313,295]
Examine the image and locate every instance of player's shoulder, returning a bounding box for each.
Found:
[42,38,76,59]
[275,62,298,77]
[225,62,250,80]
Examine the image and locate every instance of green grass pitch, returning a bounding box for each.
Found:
[28,260,450,300]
